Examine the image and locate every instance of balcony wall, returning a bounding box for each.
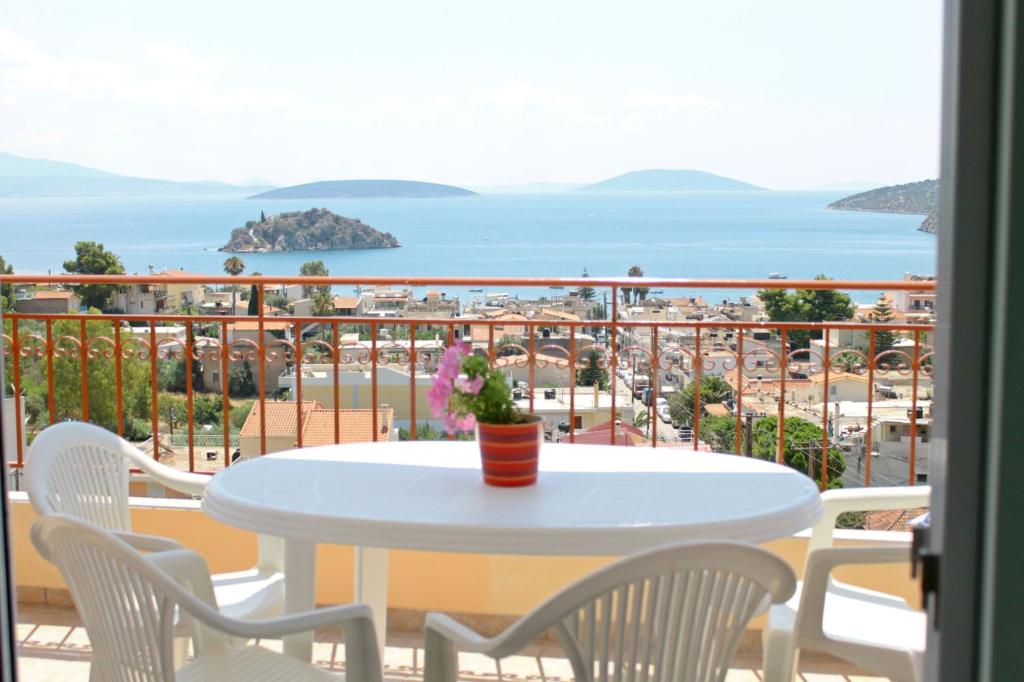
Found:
[9,492,918,632]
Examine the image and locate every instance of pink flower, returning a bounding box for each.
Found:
[455,414,477,432]
[455,376,485,396]
[427,382,451,417]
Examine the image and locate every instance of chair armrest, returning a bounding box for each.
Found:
[809,486,931,552]
[124,447,209,498]
[425,613,495,654]
[113,531,185,553]
[821,486,931,517]
[796,545,914,647]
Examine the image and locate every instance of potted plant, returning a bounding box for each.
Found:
[428,341,543,486]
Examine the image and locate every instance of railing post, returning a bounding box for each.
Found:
[865,331,875,486]
[11,319,23,467]
[693,328,702,451]
[257,286,267,455]
[910,329,920,485]
[80,318,90,422]
[610,286,618,445]
[735,331,744,455]
[776,329,788,465]
[820,326,831,491]
[149,322,158,459]
[45,319,55,426]
[409,322,417,440]
[185,323,195,473]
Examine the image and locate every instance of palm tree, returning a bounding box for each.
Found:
[223,256,246,315]
[626,265,646,304]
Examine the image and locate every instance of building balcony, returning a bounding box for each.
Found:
[1,273,934,681]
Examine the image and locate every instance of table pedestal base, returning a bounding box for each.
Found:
[355,546,389,660]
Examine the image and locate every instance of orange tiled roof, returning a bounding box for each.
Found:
[808,371,869,384]
[32,290,75,299]
[239,400,395,445]
[333,296,360,308]
[239,401,321,437]
[864,507,930,532]
[301,407,395,446]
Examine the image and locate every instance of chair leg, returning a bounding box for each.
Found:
[761,627,797,682]
[424,628,459,682]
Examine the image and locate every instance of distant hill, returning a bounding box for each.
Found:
[249,179,477,199]
[0,151,274,197]
[220,208,400,253]
[827,179,938,233]
[575,169,766,192]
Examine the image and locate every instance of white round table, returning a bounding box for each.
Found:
[203,441,822,660]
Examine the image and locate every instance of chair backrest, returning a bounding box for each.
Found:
[25,422,139,531]
[502,542,795,682]
[30,514,219,682]
[806,486,932,555]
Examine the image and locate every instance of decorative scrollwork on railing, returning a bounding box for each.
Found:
[574,344,611,372]
[85,335,117,360]
[375,343,410,366]
[784,347,823,376]
[918,350,935,377]
[0,333,12,358]
[414,343,444,372]
[741,347,781,374]
[656,345,695,372]
[874,349,914,375]
[338,342,373,367]
[192,339,222,363]
[53,335,84,360]
[299,339,334,364]
[829,348,870,375]
[18,334,50,359]
[264,338,296,364]
[493,341,530,367]
[227,338,260,362]
[154,337,187,361]
[120,336,151,361]
[534,344,571,370]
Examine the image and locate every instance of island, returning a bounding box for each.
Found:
[0,151,274,197]
[575,169,766,192]
[220,208,400,253]
[248,179,477,200]
[827,179,938,233]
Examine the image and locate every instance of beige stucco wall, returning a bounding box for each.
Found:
[10,493,919,630]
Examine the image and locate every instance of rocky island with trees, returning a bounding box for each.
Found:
[220,208,400,253]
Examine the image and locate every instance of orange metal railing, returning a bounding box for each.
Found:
[0,274,936,490]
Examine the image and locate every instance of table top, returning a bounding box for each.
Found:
[203,441,823,555]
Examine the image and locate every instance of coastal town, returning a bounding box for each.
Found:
[4,258,935,490]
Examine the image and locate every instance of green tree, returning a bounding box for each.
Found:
[0,255,13,311]
[246,284,260,315]
[701,413,740,452]
[260,210,267,223]
[228,360,257,397]
[222,256,245,315]
[576,268,596,302]
[62,241,125,310]
[40,316,152,431]
[751,416,846,489]
[158,393,187,436]
[299,260,330,299]
[576,348,609,389]
[623,265,646,304]
[398,422,474,441]
[758,274,855,348]
[869,297,899,354]
[667,375,733,428]
[192,393,222,426]
[633,410,650,431]
[312,289,334,317]
[157,356,204,394]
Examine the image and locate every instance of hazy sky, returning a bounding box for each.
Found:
[0,1,943,189]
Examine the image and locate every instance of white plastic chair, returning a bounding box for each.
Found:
[24,422,285,623]
[761,486,931,682]
[31,514,382,682]
[424,542,796,682]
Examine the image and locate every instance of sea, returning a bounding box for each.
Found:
[0,191,936,304]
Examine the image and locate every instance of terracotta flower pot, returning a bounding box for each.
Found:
[475,414,544,487]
